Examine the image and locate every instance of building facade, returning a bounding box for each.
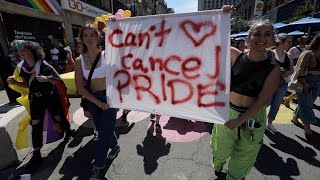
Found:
[235,0,319,22]
[0,0,169,95]
[198,0,239,11]
[0,0,124,95]
[234,0,256,20]
[264,0,320,22]
[124,0,168,16]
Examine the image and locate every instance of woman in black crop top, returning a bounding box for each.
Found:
[267,35,294,133]
[212,6,281,180]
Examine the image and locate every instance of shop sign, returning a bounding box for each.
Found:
[2,12,63,44]
[254,0,264,16]
[61,0,109,17]
[13,30,36,40]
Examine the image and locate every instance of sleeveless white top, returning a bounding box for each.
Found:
[80,51,107,80]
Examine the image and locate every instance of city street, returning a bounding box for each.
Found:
[1,90,320,180]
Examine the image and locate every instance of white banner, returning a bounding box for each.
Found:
[105,10,230,124]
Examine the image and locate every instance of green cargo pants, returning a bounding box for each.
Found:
[211,105,267,180]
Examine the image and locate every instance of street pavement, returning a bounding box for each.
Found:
[1,89,320,180]
[0,89,10,105]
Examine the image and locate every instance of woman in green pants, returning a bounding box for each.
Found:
[212,5,281,180]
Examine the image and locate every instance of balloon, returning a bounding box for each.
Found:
[117,9,124,14]
[116,9,124,17]
[124,10,132,18]
[106,14,113,20]
[101,14,109,22]
[103,28,107,32]
[93,22,98,28]
[115,12,124,18]
[95,17,102,22]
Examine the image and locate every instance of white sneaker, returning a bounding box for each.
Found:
[267,124,278,133]
[93,129,99,141]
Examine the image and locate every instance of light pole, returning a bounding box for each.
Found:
[154,0,158,15]
[308,0,317,36]
[133,0,135,16]
[312,0,317,17]
[125,0,135,16]
[111,0,114,14]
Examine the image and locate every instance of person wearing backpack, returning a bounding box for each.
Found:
[288,35,309,65]
[266,35,294,133]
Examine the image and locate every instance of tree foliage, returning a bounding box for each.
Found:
[231,16,249,33]
[285,0,316,23]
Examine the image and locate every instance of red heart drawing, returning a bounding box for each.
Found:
[180,20,217,47]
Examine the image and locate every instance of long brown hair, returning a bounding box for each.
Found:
[78,23,100,53]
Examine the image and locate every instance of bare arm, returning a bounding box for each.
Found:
[14,80,28,88]
[282,53,294,77]
[67,52,74,63]
[238,66,281,124]
[231,47,242,65]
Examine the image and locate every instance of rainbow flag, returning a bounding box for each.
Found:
[15,0,63,15]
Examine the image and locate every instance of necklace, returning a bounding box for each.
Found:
[86,56,96,65]
[86,51,100,66]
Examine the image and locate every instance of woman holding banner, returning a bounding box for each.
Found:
[74,23,120,179]
[211,5,281,180]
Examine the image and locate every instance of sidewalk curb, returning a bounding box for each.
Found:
[0,106,27,170]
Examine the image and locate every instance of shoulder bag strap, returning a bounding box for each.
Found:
[296,46,302,53]
[86,51,102,88]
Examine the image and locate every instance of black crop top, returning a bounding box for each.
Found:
[276,53,291,71]
[231,53,277,98]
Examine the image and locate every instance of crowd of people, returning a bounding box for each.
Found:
[4,4,320,180]
[8,41,77,75]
